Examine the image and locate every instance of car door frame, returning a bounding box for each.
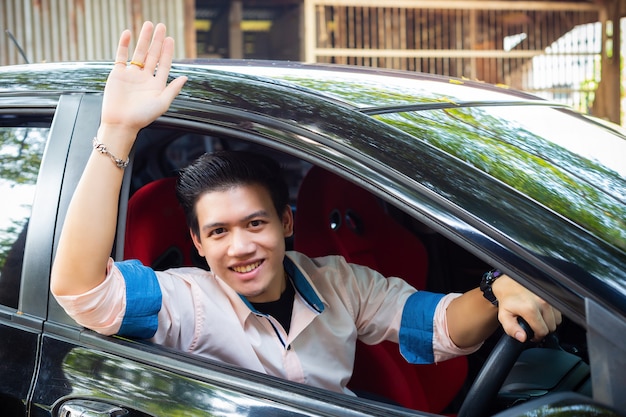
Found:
[0,92,71,415]
[38,93,436,417]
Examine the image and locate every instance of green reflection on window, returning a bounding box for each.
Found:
[0,125,48,307]
[376,106,626,252]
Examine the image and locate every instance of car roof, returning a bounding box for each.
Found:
[0,59,545,104]
[1,60,625,319]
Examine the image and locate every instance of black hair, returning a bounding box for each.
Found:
[176,150,289,238]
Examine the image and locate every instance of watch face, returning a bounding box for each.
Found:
[481,270,500,306]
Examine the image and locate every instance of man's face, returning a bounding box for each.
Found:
[191,184,293,303]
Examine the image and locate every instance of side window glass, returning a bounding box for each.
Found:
[0,119,50,308]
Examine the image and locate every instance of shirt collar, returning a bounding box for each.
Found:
[283,254,325,313]
[231,254,326,319]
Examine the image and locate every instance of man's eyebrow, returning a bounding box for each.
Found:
[243,210,271,221]
[201,210,271,233]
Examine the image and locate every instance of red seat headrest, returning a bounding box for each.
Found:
[124,177,199,270]
[294,166,427,289]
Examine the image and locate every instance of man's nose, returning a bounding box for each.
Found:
[227,229,255,256]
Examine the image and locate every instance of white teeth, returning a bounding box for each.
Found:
[232,261,261,273]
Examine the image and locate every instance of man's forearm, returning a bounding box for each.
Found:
[446,287,500,348]
[50,127,136,296]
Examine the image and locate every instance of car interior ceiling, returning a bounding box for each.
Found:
[121,127,591,413]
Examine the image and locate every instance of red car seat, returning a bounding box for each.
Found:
[293,166,468,413]
[124,177,202,270]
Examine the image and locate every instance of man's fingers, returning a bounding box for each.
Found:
[499,313,530,343]
[144,23,168,71]
[163,76,188,103]
[114,21,171,73]
[130,21,155,67]
[103,20,185,129]
[114,30,132,64]
[544,306,562,333]
[154,37,175,83]
[500,308,546,343]
[500,307,562,343]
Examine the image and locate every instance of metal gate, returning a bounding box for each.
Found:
[303,0,604,114]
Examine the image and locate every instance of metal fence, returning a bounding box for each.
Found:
[519,21,603,113]
[303,0,605,115]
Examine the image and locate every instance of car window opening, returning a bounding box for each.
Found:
[116,127,591,414]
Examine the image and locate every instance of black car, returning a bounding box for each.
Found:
[0,61,624,417]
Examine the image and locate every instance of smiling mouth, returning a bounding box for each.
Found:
[231,260,263,273]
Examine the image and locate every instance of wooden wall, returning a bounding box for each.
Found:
[303,0,615,119]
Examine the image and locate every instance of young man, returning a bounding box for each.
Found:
[51,22,561,396]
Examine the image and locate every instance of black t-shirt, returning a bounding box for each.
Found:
[250,280,295,334]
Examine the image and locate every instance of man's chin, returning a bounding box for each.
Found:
[239,286,266,302]
[244,287,283,304]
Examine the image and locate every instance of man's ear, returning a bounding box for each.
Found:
[190,228,205,257]
[282,205,294,238]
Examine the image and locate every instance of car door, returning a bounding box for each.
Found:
[14,87,625,417]
[24,94,302,416]
[28,93,424,417]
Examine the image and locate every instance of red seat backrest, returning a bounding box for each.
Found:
[124,177,199,270]
[294,166,467,413]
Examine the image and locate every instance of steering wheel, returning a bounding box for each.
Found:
[457,318,534,417]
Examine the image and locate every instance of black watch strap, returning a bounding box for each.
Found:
[480,269,503,307]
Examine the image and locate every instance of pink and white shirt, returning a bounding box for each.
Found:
[53,251,480,394]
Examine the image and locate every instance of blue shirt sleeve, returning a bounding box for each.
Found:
[115,260,162,339]
[398,291,445,364]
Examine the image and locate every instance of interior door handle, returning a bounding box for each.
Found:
[58,399,129,417]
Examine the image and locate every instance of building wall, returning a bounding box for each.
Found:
[1,0,189,66]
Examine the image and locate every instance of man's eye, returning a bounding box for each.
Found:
[209,227,226,237]
[250,220,264,228]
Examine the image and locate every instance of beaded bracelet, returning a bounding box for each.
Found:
[92,137,130,169]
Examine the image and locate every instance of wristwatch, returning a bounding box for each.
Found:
[480,269,503,307]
